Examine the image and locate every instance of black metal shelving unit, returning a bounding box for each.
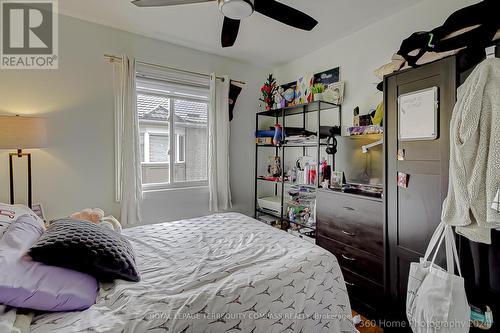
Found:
[254,101,342,238]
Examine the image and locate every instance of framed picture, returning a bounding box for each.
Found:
[294,75,313,105]
[31,203,45,221]
[280,81,297,107]
[325,81,345,105]
[313,67,340,86]
[331,171,345,189]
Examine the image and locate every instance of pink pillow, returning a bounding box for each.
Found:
[0,214,98,311]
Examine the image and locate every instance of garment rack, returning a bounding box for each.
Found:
[104,54,246,85]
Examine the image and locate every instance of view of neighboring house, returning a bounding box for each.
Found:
[137,89,208,185]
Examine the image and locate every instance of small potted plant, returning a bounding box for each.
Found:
[260,74,278,111]
[312,83,325,101]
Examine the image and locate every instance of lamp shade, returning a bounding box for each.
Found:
[0,116,47,149]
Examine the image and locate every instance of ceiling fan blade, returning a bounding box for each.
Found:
[254,0,318,31]
[132,0,213,7]
[221,17,241,48]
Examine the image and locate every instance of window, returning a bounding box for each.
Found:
[148,133,169,163]
[137,75,209,190]
[176,134,185,163]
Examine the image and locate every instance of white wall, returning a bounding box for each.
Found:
[0,14,269,223]
[274,0,479,133]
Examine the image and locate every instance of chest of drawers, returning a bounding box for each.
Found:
[316,189,384,314]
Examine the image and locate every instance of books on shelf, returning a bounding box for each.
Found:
[285,135,315,142]
[347,125,383,136]
[256,137,273,144]
[284,135,322,145]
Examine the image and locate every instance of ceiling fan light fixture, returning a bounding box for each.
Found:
[218,0,253,20]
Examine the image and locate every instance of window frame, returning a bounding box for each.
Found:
[137,83,209,192]
[175,134,185,164]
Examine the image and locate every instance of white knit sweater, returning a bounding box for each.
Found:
[441,58,500,244]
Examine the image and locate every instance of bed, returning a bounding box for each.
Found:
[30,213,356,333]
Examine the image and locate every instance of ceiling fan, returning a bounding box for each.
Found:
[131,0,318,48]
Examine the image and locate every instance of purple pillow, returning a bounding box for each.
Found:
[0,214,98,311]
[0,203,44,239]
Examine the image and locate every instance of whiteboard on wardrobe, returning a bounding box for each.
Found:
[398,86,439,141]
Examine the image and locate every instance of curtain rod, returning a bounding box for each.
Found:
[104,54,246,85]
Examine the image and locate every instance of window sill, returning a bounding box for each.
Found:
[142,185,209,195]
[141,162,185,167]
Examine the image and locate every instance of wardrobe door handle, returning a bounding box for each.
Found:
[342,230,356,237]
[342,254,356,261]
[343,206,355,211]
[345,281,355,287]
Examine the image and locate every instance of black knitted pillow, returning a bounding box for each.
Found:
[29,218,140,282]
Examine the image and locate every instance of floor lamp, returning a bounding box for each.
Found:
[0,116,47,208]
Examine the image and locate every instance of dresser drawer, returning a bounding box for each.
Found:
[316,235,383,284]
[342,268,385,312]
[317,191,383,256]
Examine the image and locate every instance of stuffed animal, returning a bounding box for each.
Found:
[70,208,122,233]
[70,208,103,224]
[267,156,281,178]
[100,216,122,234]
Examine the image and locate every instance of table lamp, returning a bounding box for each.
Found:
[0,115,47,208]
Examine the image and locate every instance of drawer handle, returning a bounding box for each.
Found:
[341,254,356,261]
[342,230,356,237]
[343,206,355,211]
[345,281,355,287]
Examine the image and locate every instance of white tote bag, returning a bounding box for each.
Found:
[406,222,470,333]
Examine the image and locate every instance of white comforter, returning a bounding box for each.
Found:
[30,213,356,333]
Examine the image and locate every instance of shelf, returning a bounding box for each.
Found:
[255,208,316,231]
[256,178,318,187]
[257,101,340,117]
[257,177,282,183]
[287,219,317,231]
[254,100,339,242]
[256,208,281,217]
[256,143,328,148]
[346,134,383,140]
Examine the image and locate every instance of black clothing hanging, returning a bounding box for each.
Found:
[397,0,499,67]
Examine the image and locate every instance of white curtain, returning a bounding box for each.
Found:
[113,55,143,226]
[208,74,232,211]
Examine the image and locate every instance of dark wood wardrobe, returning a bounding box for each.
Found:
[384,56,457,311]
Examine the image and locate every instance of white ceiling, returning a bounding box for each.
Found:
[59,0,422,68]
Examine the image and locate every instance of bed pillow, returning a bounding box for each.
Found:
[0,203,44,239]
[29,218,140,282]
[0,214,98,311]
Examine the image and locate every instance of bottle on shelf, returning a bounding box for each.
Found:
[304,162,310,184]
[309,163,317,185]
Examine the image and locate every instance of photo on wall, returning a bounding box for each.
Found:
[313,67,340,86]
